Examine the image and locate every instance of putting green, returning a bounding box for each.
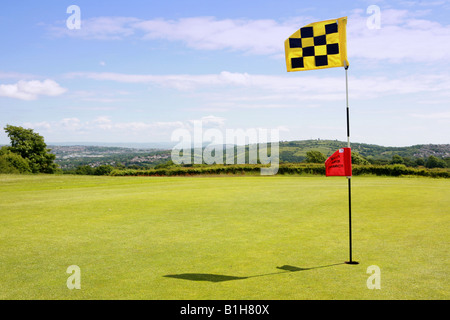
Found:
[0,174,448,299]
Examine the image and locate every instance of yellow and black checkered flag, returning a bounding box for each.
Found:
[285,17,349,72]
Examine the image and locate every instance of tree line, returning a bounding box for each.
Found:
[0,125,448,175]
[301,150,448,169]
[0,125,58,174]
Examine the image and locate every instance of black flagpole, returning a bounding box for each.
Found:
[344,62,358,265]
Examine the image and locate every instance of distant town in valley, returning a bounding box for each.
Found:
[47,139,450,171]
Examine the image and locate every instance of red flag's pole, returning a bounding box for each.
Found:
[344,63,358,265]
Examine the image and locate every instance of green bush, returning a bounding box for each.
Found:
[352,152,370,165]
[305,151,326,163]
[0,149,31,174]
[75,165,95,175]
[4,125,58,173]
[109,163,449,178]
[391,155,405,165]
[94,165,114,176]
[426,156,447,169]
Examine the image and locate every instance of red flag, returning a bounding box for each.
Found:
[325,148,352,177]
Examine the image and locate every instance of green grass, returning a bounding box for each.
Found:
[0,174,448,299]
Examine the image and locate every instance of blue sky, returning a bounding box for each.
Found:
[0,0,449,147]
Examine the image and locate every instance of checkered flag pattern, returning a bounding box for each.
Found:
[285,17,348,72]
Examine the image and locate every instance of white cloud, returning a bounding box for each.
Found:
[20,115,297,145]
[189,115,226,128]
[347,8,450,62]
[49,16,303,54]
[400,1,447,7]
[23,121,51,130]
[68,89,131,103]
[0,72,37,80]
[66,71,265,90]
[48,17,139,40]
[24,116,189,135]
[88,117,188,133]
[134,16,301,55]
[0,79,67,100]
[410,111,450,119]
[49,10,450,63]
[65,70,450,104]
[60,118,83,131]
[17,116,224,143]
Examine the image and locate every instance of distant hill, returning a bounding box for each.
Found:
[278,140,450,162]
[49,145,171,169]
[47,140,449,169]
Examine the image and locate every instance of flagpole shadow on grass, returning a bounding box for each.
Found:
[163,263,344,283]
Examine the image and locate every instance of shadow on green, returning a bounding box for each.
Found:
[163,263,344,283]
